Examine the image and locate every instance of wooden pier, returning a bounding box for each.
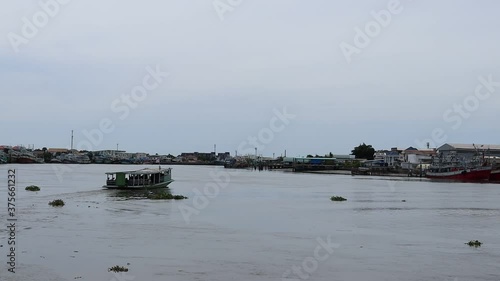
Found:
[292,163,342,172]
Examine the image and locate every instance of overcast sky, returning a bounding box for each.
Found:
[1,0,499,156]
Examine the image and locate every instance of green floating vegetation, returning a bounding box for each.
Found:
[466,240,482,247]
[113,190,143,199]
[330,196,347,202]
[25,185,40,191]
[108,265,129,272]
[147,191,188,200]
[48,199,65,207]
[112,190,187,200]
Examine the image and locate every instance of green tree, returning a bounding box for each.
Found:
[351,143,375,160]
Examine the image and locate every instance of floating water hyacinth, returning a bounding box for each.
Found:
[466,240,482,247]
[147,191,187,200]
[48,199,65,207]
[330,196,347,202]
[25,185,40,191]
[112,190,187,200]
[108,265,128,272]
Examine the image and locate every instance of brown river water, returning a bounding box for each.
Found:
[0,164,499,281]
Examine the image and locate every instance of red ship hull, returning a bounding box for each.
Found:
[15,157,37,164]
[489,170,500,182]
[426,167,492,182]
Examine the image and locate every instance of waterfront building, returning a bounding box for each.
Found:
[400,147,435,170]
[180,152,216,162]
[93,150,126,158]
[217,152,231,161]
[48,148,70,155]
[373,148,401,167]
[437,143,500,158]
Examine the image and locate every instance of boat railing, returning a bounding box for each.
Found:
[127,178,152,186]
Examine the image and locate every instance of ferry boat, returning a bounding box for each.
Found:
[103,167,173,189]
[426,153,491,182]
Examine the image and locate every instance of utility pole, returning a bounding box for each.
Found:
[71,130,74,152]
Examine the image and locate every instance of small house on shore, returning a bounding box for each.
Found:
[400,147,435,170]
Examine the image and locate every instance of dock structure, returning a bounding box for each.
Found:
[247,161,289,171]
[363,166,392,175]
[267,163,286,170]
[350,166,425,177]
[290,157,341,172]
[292,163,341,172]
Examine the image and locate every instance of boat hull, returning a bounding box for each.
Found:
[103,179,174,189]
[103,167,173,189]
[489,170,500,182]
[14,157,37,164]
[426,167,491,182]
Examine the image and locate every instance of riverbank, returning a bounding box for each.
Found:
[302,169,427,178]
[1,164,499,281]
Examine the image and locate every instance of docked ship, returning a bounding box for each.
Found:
[482,155,500,182]
[488,159,500,182]
[490,169,500,182]
[58,153,91,164]
[426,153,491,182]
[8,146,44,164]
[12,154,39,163]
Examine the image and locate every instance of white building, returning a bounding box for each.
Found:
[400,147,435,170]
[374,148,401,167]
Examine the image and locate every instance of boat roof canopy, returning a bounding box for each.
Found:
[105,167,171,175]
